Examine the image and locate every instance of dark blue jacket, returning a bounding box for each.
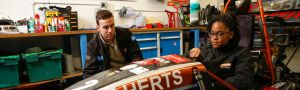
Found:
[83,27,143,78]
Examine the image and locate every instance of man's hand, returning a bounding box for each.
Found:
[189,48,201,59]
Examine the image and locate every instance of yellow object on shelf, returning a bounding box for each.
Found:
[46,10,59,17]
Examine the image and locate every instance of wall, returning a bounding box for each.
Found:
[0,0,221,29]
[0,0,170,29]
[0,0,34,21]
[199,0,218,8]
[0,0,171,69]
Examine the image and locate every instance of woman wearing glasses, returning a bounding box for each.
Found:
[189,13,254,89]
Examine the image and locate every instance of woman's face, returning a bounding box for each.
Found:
[209,21,234,48]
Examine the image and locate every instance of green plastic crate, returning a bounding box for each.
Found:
[22,49,63,83]
[0,55,20,88]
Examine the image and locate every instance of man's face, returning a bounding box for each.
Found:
[97,17,115,43]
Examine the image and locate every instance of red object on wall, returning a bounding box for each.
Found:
[165,10,176,27]
[166,0,189,27]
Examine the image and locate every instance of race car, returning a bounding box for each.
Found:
[66,54,235,90]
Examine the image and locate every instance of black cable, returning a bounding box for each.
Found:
[285,44,300,66]
[192,68,206,90]
[192,67,213,90]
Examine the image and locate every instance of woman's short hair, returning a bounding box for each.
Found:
[207,13,241,47]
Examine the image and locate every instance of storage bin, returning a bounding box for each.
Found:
[22,49,63,82]
[0,55,20,88]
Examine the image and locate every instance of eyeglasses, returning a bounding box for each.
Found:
[208,31,231,38]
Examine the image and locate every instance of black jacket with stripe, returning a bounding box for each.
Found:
[198,45,254,89]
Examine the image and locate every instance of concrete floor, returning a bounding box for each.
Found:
[284,46,300,72]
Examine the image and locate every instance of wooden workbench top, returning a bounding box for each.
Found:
[0,26,206,39]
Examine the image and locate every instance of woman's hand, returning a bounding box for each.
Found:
[189,48,201,59]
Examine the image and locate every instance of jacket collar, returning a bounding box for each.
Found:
[99,33,117,47]
[96,28,120,47]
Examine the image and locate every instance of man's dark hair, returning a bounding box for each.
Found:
[95,10,113,25]
[207,13,241,47]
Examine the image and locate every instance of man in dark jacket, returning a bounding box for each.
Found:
[83,10,143,78]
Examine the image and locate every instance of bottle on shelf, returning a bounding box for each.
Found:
[34,14,45,33]
[28,18,35,33]
[48,22,52,32]
[65,19,71,31]
[44,22,48,32]
[52,15,58,32]
[57,17,65,32]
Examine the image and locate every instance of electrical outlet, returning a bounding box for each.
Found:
[101,2,108,8]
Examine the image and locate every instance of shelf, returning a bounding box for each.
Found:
[130,26,207,32]
[0,27,206,39]
[0,30,97,39]
[4,72,83,90]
